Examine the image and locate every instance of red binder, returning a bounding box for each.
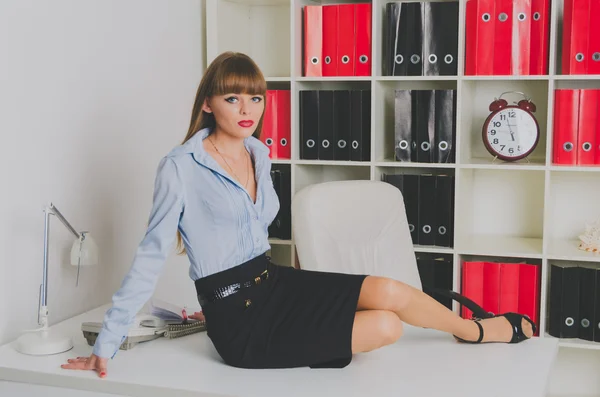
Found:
[465,0,496,75]
[562,0,590,74]
[463,261,540,333]
[511,0,532,75]
[337,4,355,76]
[322,5,338,77]
[518,263,540,336]
[465,0,477,75]
[499,263,520,314]
[275,90,291,159]
[577,89,599,165]
[354,3,371,76]
[493,0,513,75]
[553,89,580,165]
[483,262,501,315]
[461,261,485,319]
[261,90,291,159]
[588,0,600,75]
[304,6,323,77]
[529,0,550,75]
[261,90,277,155]
[596,98,600,165]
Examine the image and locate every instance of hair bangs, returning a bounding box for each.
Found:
[211,56,267,97]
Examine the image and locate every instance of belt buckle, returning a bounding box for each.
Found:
[255,269,269,284]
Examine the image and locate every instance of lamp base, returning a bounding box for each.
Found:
[14,328,73,355]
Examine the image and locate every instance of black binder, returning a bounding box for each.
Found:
[422,1,459,76]
[318,90,334,160]
[548,264,580,338]
[432,255,453,309]
[383,173,419,244]
[279,166,292,240]
[350,90,371,161]
[381,173,404,191]
[415,90,435,163]
[417,174,436,246]
[394,89,414,161]
[434,174,454,247]
[268,169,282,238]
[268,167,291,240]
[416,253,453,310]
[404,174,419,244]
[434,89,457,163]
[388,2,422,76]
[299,90,318,160]
[395,89,456,164]
[383,171,454,249]
[384,2,401,76]
[416,255,436,291]
[389,2,408,76]
[406,2,423,76]
[385,1,458,77]
[333,90,352,161]
[578,266,597,341]
[595,268,600,342]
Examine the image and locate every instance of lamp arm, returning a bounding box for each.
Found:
[39,203,84,327]
[48,203,83,240]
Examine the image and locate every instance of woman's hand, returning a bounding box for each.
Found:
[61,354,108,378]
[189,311,205,321]
[59,313,205,378]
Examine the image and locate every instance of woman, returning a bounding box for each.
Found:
[61,52,535,378]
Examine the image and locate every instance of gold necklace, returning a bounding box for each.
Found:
[209,136,250,188]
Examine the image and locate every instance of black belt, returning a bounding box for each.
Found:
[197,269,269,307]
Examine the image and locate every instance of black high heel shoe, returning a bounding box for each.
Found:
[453,312,537,344]
[425,287,538,344]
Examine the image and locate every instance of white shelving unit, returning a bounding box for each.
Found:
[205,0,600,351]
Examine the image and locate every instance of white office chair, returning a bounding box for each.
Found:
[291,180,422,290]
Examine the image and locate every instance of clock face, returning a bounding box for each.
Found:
[484,107,539,160]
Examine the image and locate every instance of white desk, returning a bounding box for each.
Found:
[0,380,124,397]
[0,304,559,397]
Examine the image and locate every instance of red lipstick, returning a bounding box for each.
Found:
[238,120,254,128]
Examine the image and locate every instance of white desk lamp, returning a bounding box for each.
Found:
[14,203,99,355]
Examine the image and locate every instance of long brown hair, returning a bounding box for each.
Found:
[176,52,268,255]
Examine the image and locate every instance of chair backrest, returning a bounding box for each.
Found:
[291,180,422,290]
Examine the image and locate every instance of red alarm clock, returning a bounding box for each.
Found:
[482,91,540,162]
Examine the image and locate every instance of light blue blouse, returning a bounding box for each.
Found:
[92,127,280,359]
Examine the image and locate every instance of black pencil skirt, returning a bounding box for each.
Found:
[194,252,368,369]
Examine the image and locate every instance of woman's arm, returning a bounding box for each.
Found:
[92,156,185,359]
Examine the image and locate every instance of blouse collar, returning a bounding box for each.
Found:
[184,127,269,164]
[173,127,269,192]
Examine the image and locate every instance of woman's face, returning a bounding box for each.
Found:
[202,93,265,139]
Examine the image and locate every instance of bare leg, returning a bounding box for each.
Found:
[355,276,534,343]
[351,310,403,353]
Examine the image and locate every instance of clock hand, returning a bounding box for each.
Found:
[512,118,522,152]
[506,120,515,141]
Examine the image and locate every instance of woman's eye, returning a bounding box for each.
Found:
[225,95,262,103]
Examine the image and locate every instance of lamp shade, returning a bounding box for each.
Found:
[70,233,98,266]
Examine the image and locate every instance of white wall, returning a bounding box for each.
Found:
[0,0,206,347]
[1,1,599,396]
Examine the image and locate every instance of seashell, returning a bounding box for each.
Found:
[578,218,600,254]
